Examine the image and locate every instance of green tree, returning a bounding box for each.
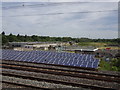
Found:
[17,34,20,37]
[2,31,5,35]
[8,33,18,42]
[2,35,8,45]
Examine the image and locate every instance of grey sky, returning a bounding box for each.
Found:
[2,1,118,39]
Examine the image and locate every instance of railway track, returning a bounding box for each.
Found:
[1,62,120,83]
[2,60,119,76]
[2,68,119,90]
[2,60,120,89]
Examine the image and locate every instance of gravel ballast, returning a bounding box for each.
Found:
[2,75,81,89]
[2,68,120,89]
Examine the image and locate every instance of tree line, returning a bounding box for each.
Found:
[1,31,120,45]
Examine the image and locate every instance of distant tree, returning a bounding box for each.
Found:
[31,35,39,41]
[9,33,13,36]
[8,33,18,42]
[55,37,62,41]
[2,31,5,35]
[25,35,27,38]
[17,34,20,37]
[1,32,119,45]
[2,35,8,45]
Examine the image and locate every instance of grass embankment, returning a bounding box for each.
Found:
[98,58,120,71]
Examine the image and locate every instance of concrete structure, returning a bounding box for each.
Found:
[65,48,98,54]
[24,44,58,51]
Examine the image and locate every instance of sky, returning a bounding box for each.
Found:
[1,0,120,2]
[1,1,119,39]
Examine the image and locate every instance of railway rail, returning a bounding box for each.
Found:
[1,60,120,90]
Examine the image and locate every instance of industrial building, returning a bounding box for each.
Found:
[8,42,67,51]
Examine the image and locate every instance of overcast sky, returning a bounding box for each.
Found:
[2,1,119,39]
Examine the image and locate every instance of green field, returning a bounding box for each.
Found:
[78,42,106,47]
[78,42,120,50]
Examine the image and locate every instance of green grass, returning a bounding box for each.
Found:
[78,42,106,47]
[98,60,111,71]
[98,58,120,72]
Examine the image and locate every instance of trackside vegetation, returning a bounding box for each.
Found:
[99,58,120,71]
[1,31,120,46]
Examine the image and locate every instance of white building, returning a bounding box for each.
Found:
[9,42,67,51]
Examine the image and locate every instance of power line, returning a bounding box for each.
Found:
[2,2,90,9]
[2,2,68,9]
[2,9,118,17]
